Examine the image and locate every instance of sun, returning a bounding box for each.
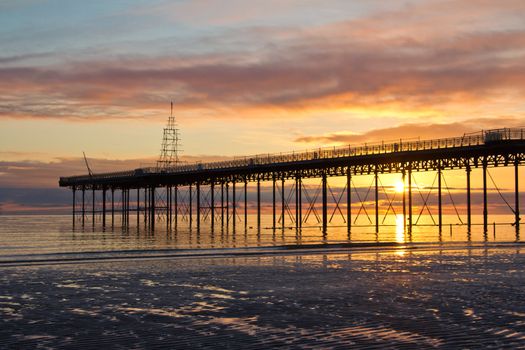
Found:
[394,180,404,193]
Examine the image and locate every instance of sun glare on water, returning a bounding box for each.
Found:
[395,214,405,243]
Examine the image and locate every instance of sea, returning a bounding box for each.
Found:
[1,214,524,348]
[0,214,520,264]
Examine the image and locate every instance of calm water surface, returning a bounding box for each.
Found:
[0,214,521,262]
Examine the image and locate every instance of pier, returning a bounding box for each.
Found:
[59,128,525,235]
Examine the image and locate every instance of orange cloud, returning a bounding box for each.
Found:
[294,117,524,145]
[1,0,525,122]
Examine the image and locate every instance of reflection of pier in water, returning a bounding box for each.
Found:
[59,128,525,237]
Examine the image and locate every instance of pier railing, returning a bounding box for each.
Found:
[61,128,525,182]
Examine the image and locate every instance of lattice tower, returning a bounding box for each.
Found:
[157,102,182,169]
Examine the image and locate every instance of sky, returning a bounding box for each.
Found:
[1,0,525,214]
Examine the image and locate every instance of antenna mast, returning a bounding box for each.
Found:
[157,102,182,169]
[83,151,93,177]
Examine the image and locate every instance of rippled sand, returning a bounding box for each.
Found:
[0,245,524,348]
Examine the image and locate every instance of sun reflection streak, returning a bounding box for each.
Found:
[395,214,405,243]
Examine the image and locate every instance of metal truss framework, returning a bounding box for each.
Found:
[62,136,525,236]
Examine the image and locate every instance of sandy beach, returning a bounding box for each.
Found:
[0,244,524,349]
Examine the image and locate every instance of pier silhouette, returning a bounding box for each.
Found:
[59,128,525,236]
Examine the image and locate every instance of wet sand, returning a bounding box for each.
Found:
[1,245,524,349]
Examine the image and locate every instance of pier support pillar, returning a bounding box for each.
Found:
[272,176,276,228]
[111,188,115,226]
[483,158,488,234]
[102,187,106,227]
[126,189,130,227]
[174,186,178,228]
[136,188,140,227]
[514,159,520,235]
[221,183,224,227]
[144,188,148,225]
[167,186,171,229]
[232,181,236,230]
[244,181,248,227]
[72,187,76,225]
[322,172,327,233]
[438,166,442,233]
[151,187,155,230]
[281,178,285,228]
[466,165,471,232]
[347,168,351,232]
[82,186,85,226]
[226,183,229,227]
[257,178,261,227]
[92,188,95,226]
[375,169,379,234]
[295,176,300,228]
[295,176,298,228]
[121,189,124,226]
[408,167,412,233]
[402,170,406,232]
[196,182,201,229]
[210,183,215,229]
[298,176,303,227]
[125,189,128,227]
[189,185,192,227]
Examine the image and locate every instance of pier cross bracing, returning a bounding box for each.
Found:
[59,128,525,236]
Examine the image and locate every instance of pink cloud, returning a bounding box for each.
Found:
[1,0,525,121]
[0,154,231,189]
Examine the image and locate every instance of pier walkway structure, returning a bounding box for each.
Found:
[59,128,525,235]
